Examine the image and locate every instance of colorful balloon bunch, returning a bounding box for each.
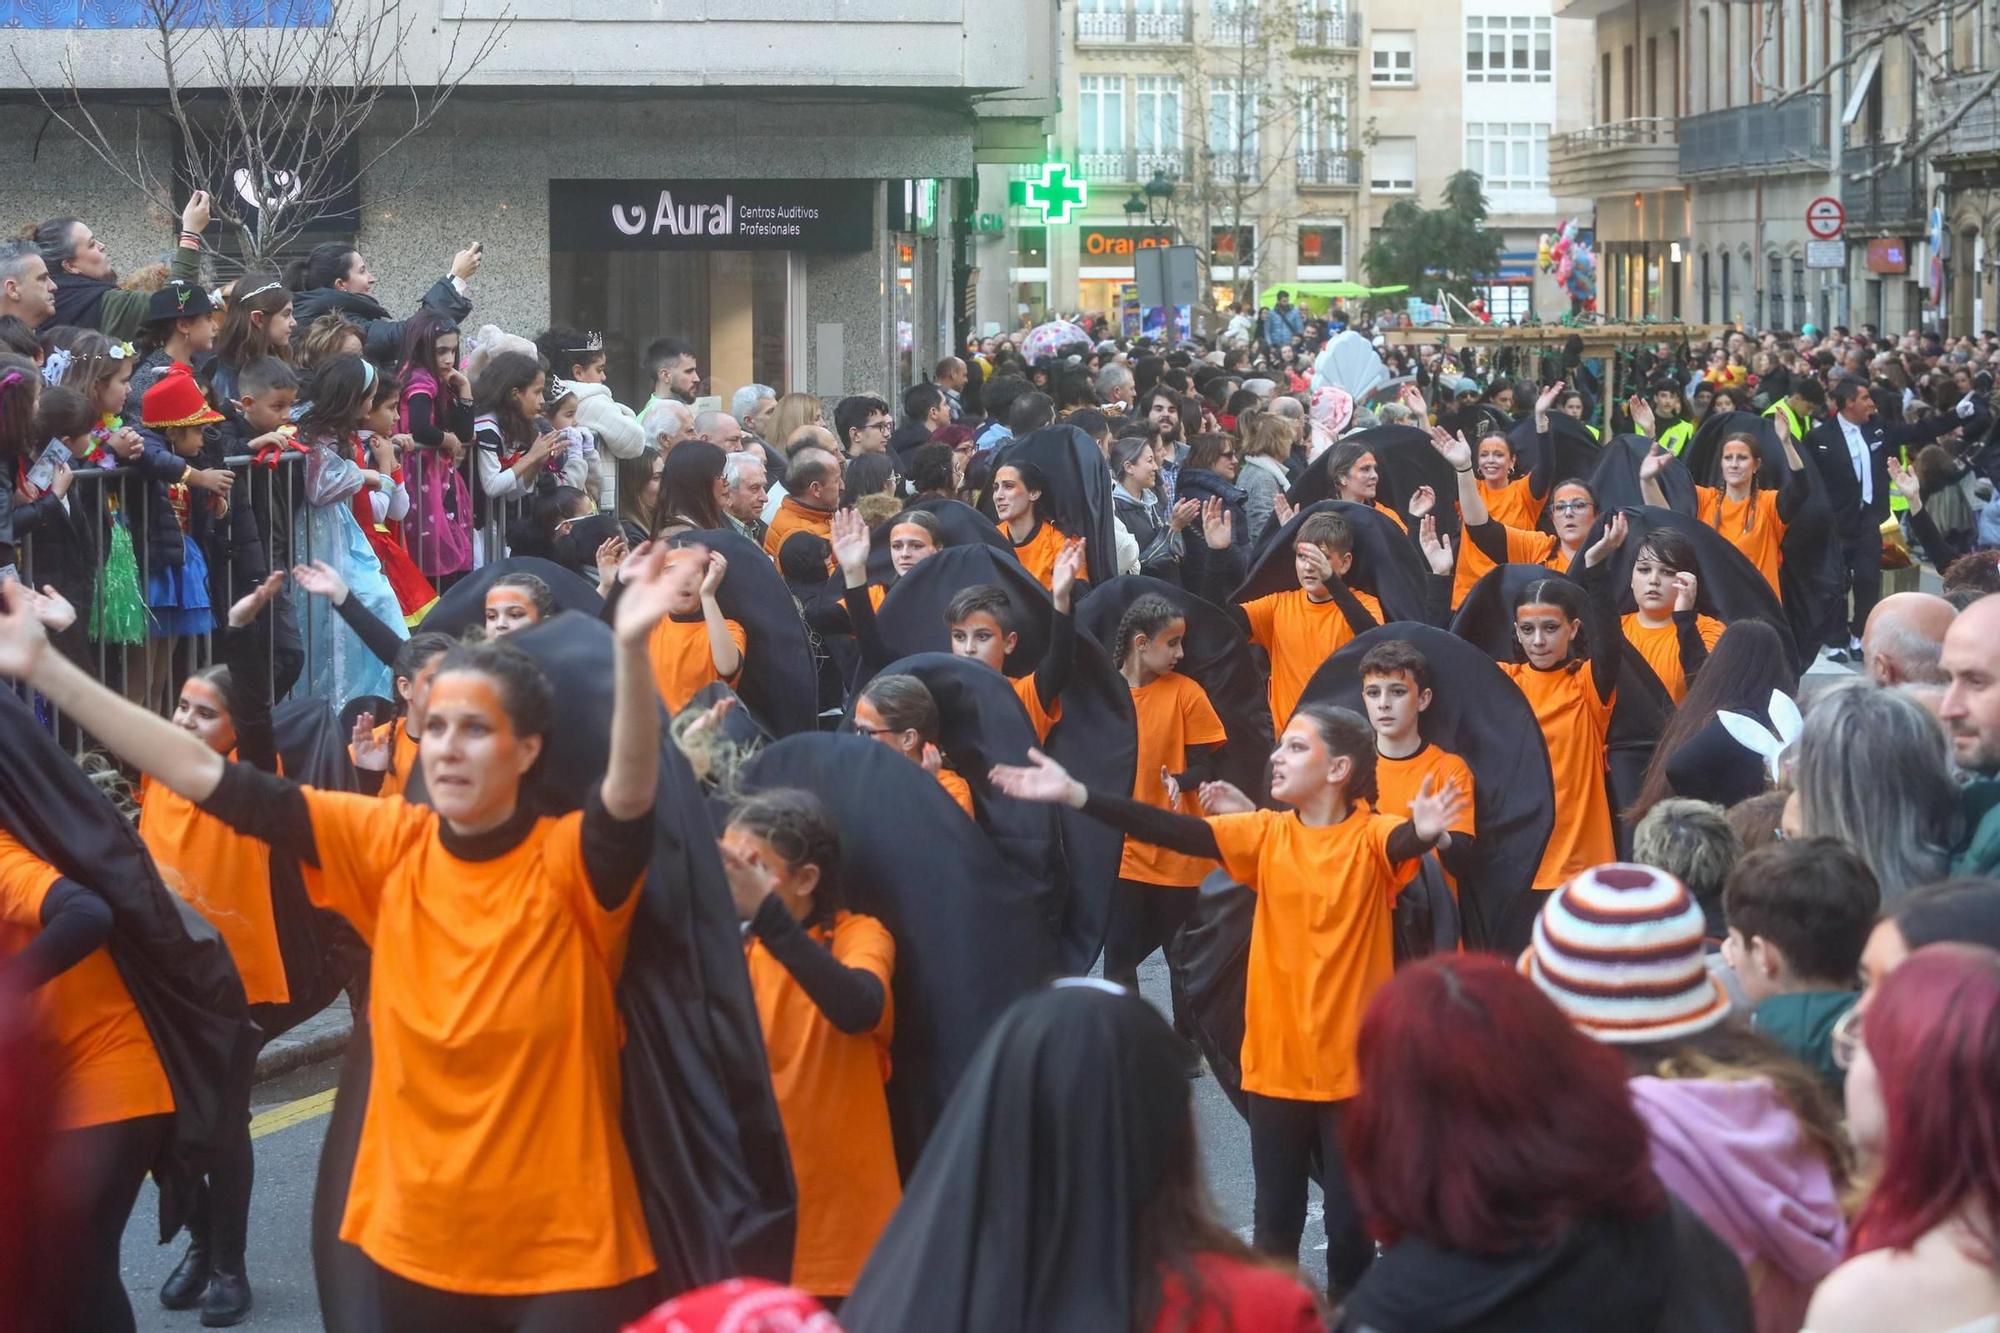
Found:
[1539,219,1597,311]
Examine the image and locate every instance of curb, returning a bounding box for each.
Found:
[254,1013,353,1083]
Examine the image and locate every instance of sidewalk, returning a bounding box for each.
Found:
[255,992,353,1082]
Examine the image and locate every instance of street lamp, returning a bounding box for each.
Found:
[1143,169,1176,227]
[1123,190,1147,220]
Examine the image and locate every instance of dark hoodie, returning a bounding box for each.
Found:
[888,420,935,472]
[290,275,471,364]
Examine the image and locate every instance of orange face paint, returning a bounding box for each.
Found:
[484,586,543,637]
[422,673,532,826]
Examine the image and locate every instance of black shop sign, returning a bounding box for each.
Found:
[550,179,875,252]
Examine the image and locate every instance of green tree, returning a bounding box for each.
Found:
[1362,170,1503,304]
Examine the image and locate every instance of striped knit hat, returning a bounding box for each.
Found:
[1519,863,1731,1044]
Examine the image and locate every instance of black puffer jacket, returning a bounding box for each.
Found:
[1172,467,1249,598]
[291,275,472,364]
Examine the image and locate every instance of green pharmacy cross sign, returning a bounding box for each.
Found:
[1010,163,1089,224]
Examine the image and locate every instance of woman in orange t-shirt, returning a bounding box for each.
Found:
[1617,526,1725,703]
[1102,595,1227,1025]
[1640,429,1812,598]
[1321,439,1412,534]
[1451,385,1563,605]
[721,789,899,1300]
[992,461,1072,590]
[993,703,1464,1294]
[0,546,697,1329]
[851,673,977,816]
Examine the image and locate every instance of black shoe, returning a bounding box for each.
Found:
[159,1235,210,1310]
[1824,646,1851,664]
[200,1270,253,1328]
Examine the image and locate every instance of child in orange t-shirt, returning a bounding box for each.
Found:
[1101,594,1228,1018]
[720,788,899,1301]
[641,543,746,713]
[992,703,1464,1292]
[1234,510,1383,729]
[851,673,977,816]
[1618,526,1725,703]
[1358,640,1478,891]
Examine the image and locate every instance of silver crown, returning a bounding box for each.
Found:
[566,330,605,353]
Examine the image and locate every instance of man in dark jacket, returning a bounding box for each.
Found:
[889,382,950,471]
[1801,378,1971,659]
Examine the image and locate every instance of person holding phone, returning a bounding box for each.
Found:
[284,239,479,364]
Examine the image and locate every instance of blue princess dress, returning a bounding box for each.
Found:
[293,438,406,705]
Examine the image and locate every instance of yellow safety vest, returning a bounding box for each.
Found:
[1762,399,1806,443]
[1659,420,1693,455]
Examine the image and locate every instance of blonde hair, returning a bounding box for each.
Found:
[1241,411,1296,462]
[770,392,823,449]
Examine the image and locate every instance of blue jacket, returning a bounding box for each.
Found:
[1262,302,1304,347]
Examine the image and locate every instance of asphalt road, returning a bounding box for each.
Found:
[116,952,1311,1331]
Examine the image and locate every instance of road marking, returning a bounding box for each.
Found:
[249,1088,337,1140]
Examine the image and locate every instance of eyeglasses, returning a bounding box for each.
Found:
[1549,499,1594,515]
[1830,1004,1863,1070]
[848,722,894,738]
[865,420,893,433]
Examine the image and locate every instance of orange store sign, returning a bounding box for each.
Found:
[1081,227,1174,258]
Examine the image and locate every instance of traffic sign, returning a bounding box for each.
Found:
[1806,239,1845,269]
[1806,196,1845,240]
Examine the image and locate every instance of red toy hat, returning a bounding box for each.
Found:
[623,1280,837,1333]
[141,363,225,430]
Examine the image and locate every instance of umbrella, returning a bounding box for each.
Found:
[1311,329,1394,403]
[1020,319,1090,364]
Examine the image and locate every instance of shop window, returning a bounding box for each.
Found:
[1297,225,1346,268]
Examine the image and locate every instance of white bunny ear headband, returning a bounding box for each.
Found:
[1716,690,1804,782]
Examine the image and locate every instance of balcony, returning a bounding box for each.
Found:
[1075,2,1192,45]
[1077,149,1187,183]
[1294,10,1362,49]
[1931,72,2000,169]
[1211,9,1261,45]
[1678,96,1830,178]
[1208,148,1261,181]
[1296,148,1361,187]
[1841,144,1924,232]
[1549,117,1679,196]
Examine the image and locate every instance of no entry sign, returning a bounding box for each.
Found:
[1807,196,1846,240]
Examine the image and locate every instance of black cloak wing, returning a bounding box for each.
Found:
[1584,503,1802,672]
[1299,622,1557,949]
[1450,564,1673,844]
[1164,873,1255,1115]
[993,424,1120,585]
[1509,411,1604,491]
[739,733,1055,1173]
[1683,410,1785,488]
[320,611,795,1323]
[1590,431,1699,514]
[1287,424,1461,546]
[873,546,1137,973]
[0,691,258,1242]
[1074,574,1275,796]
[668,526,819,738]
[863,497,1013,587]
[1232,499,1429,623]
[420,553,604,635]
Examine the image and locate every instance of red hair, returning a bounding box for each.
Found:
[1849,943,2000,1265]
[1344,955,1663,1254]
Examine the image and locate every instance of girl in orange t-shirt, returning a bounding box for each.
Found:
[1451,387,1563,605]
[1102,594,1227,1017]
[1640,430,1812,598]
[993,460,1073,590]
[1617,526,1724,703]
[721,788,899,1300]
[851,672,977,816]
[993,703,1465,1293]
[0,545,699,1329]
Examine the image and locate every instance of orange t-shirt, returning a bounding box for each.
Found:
[746,910,899,1297]
[1696,485,1785,596]
[351,721,420,801]
[648,614,747,714]
[1005,520,1067,590]
[1121,672,1228,887]
[1482,475,1546,530]
[1010,672,1062,744]
[1372,501,1409,534]
[1621,612,1726,703]
[1241,587,1384,729]
[1502,660,1616,891]
[935,766,976,816]
[296,791,654,1294]
[1454,520,1573,606]
[1375,743,1476,897]
[764,497,835,562]
[0,830,173,1131]
[141,776,288,1005]
[1206,806,1412,1101]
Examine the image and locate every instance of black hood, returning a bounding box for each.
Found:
[1290,423,1462,547]
[993,425,1120,585]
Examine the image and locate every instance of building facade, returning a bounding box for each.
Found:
[0,0,1055,407]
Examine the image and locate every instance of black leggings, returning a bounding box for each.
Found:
[187,1115,256,1269]
[61,1113,170,1333]
[369,1259,658,1333]
[1245,1092,1370,1294]
[1102,876,1197,1031]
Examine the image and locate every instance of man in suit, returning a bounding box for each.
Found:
[1804,379,1971,662]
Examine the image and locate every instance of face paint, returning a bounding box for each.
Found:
[422,672,535,830]
[483,587,543,637]
[1514,602,1578,669]
[172,676,237,754]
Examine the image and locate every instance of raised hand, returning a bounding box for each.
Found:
[0,581,51,680]
[718,837,779,922]
[349,711,391,773]
[1887,456,1922,504]
[1534,379,1564,423]
[1418,514,1453,576]
[1203,495,1236,550]
[1271,492,1296,528]
[614,543,683,645]
[1051,536,1086,611]
[452,242,483,282]
[1428,425,1472,471]
[24,584,76,634]
[1408,484,1436,519]
[594,534,627,590]
[226,570,286,629]
[830,506,872,584]
[1627,394,1656,436]
[1197,779,1256,815]
[180,190,211,235]
[290,560,349,605]
[1398,382,1428,420]
[1583,510,1630,568]
[1639,445,1671,481]
[1672,570,1699,613]
[1168,498,1201,533]
[988,748,1084,806]
[699,548,729,600]
[1409,773,1468,843]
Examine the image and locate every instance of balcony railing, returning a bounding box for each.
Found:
[1295,10,1361,48]
[1678,96,1830,177]
[1549,116,1680,195]
[1841,144,1923,230]
[1075,2,1191,44]
[1552,115,1677,153]
[1211,9,1261,45]
[1077,149,1187,183]
[1932,72,2000,164]
[1296,149,1360,186]
[1208,148,1260,180]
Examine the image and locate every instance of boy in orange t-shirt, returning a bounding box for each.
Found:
[1358,641,1478,892]
[643,545,747,713]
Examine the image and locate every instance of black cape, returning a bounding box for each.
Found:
[874,547,1137,971]
[993,424,1120,586]
[311,612,794,1330]
[863,497,1012,588]
[421,554,605,634]
[1075,574,1275,797]
[1233,499,1429,623]
[739,733,1055,1172]
[1164,873,1256,1114]
[667,526,819,737]
[1509,411,1604,493]
[1590,431,1699,514]
[1450,565,1673,842]
[1585,503,1802,672]
[843,984,1195,1333]
[0,690,257,1242]
[1288,424,1462,547]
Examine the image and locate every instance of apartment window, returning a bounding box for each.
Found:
[1298,224,1346,268]
[1211,225,1255,268]
[1463,122,1548,190]
[1135,76,1183,160]
[1766,252,1783,330]
[1601,52,1613,122]
[1792,256,1808,328]
[1078,75,1125,158]
[1298,78,1349,155]
[1372,30,1415,86]
[1669,28,1681,115]
[1465,15,1551,84]
[1646,36,1658,116]
[1622,44,1635,118]
[1371,136,1417,191]
[1208,77,1261,168]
